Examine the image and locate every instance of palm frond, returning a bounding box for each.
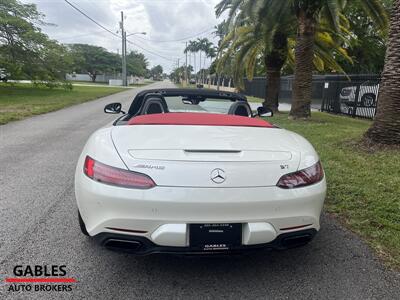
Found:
[359,0,389,31]
[322,0,341,30]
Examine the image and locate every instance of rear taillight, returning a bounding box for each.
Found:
[84,156,155,189]
[276,161,324,189]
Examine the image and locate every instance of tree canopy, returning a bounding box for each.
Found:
[0,0,150,84]
[214,0,389,117]
[0,0,73,81]
[150,65,163,80]
[67,44,119,82]
[126,51,148,77]
[338,0,393,74]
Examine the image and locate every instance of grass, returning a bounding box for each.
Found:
[269,112,400,269]
[247,96,263,103]
[0,83,126,124]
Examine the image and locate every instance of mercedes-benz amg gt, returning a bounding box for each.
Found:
[75,88,326,254]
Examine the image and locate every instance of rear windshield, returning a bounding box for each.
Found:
[164,96,238,114]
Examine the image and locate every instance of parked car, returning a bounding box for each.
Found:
[340,81,379,111]
[189,78,196,84]
[75,88,326,255]
[0,68,10,82]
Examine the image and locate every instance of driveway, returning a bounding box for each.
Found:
[0,81,399,299]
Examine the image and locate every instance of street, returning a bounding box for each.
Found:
[1,81,399,299]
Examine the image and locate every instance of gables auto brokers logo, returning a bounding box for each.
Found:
[4,265,77,293]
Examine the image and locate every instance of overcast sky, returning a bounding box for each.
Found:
[22,0,222,73]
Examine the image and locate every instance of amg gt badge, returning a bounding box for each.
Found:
[211,168,226,184]
[133,164,165,170]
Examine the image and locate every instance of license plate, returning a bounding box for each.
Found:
[189,223,242,251]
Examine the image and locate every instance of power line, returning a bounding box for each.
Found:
[133,27,215,43]
[63,0,177,62]
[64,0,120,39]
[126,39,176,62]
[127,35,186,59]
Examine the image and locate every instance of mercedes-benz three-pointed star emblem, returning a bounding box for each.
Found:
[210,168,226,184]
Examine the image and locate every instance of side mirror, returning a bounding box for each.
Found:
[104,102,124,114]
[257,106,273,117]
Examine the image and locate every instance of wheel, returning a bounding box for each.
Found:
[78,211,89,236]
[361,93,376,107]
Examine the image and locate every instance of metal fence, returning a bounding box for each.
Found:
[206,76,234,88]
[208,74,380,119]
[320,75,380,119]
[205,74,381,119]
[207,76,327,109]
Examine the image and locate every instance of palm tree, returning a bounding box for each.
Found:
[204,43,217,85]
[185,40,199,81]
[201,39,214,83]
[214,20,229,47]
[365,0,400,144]
[196,38,207,83]
[260,0,388,119]
[215,0,353,112]
[188,38,214,84]
[213,21,229,89]
[216,0,289,110]
[217,26,288,111]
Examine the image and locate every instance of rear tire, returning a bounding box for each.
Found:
[78,211,89,236]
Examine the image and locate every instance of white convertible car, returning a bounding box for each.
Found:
[75,89,326,254]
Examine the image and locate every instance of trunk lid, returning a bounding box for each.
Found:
[111,125,301,187]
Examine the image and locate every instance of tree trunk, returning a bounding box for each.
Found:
[365,0,400,144]
[89,72,96,82]
[289,9,316,119]
[199,52,202,83]
[194,53,196,82]
[263,31,288,113]
[264,69,281,112]
[203,55,207,84]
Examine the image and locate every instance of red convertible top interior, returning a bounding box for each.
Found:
[127,113,273,128]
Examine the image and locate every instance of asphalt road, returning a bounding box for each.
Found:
[1,81,399,299]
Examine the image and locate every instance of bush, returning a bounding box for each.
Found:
[62,81,73,90]
[45,81,61,89]
[31,80,73,91]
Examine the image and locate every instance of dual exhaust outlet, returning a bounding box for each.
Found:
[104,239,142,252]
[103,232,314,253]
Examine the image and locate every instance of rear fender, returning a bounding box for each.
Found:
[76,127,127,174]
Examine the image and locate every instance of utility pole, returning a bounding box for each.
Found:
[120,11,127,87]
[124,31,128,85]
[185,41,188,86]
[177,58,180,83]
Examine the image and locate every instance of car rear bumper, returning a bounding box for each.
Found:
[94,229,318,255]
[75,172,326,249]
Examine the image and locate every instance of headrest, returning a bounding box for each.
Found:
[139,94,169,115]
[228,101,252,117]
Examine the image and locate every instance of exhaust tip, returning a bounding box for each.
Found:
[280,234,313,248]
[104,239,142,252]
